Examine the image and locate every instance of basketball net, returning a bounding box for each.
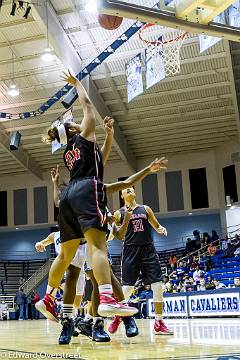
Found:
[139,24,188,77]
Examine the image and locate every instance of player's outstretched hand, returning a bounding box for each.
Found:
[156,226,167,236]
[35,242,46,252]
[103,116,114,136]
[61,70,78,86]
[51,165,59,184]
[149,157,168,173]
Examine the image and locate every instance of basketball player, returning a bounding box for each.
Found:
[35,231,86,320]
[108,187,174,335]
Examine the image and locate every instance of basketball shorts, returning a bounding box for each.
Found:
[76,271,85,296]
[121,244,162,286]
[71,243,87,269]
[59,177,107,242]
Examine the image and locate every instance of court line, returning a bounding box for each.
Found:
[0,348,86,360]
[128,352,240,360]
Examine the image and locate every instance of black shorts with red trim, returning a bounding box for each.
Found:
[121,244,162,286]
[59,177,107,243]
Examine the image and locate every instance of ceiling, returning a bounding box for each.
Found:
[0,0,239,179]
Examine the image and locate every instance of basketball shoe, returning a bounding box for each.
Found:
[153,320,174,335]
[122,316,139,337]
[108,315,122,334]
[92,319,111,342]
[98,293,138,317]
[58,317,74,345]
[35,294,58,322]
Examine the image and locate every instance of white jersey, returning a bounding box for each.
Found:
[53,231,86,269]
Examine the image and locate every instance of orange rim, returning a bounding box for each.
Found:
[139,23,188,46]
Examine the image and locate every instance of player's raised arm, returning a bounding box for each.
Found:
[61,70,96,142]
[105,157,168,194]
[101,117,114,165]
[35,232,55,252]
[51,165,61,208]
[145,205,167,236]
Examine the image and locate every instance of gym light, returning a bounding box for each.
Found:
[85,0,98,13]
[41,47,54,62]
[7,84,20,97]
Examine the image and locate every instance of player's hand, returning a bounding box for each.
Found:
[51,165,59,184]
[125,205,133,215]
[61,70,78,86]
[156,226,167,236]
[149,157,168,173]
[103,116,114,136]
[35,242,46,252]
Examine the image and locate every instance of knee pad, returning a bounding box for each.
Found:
[151,282,163,302]
[122,285,134,301]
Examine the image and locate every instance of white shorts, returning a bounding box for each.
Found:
[71,243,87,269]
[76,271,85,296]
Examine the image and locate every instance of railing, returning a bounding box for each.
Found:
[21,259,53,296]
[0,250,54,261]
[0,295,15,310]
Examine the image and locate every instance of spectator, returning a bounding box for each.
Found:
[193,230,201,250]
[211,230,219,246]
[207,243,217,256]
[233,277,240,288]
[198,278,206,291]
[185,238,196,254]
[193,265,205,286]
[169,254,177,269]
[16,288,25,320]
[138,285,153,300]
[202,232,211,248]
[0,301,9,320]
[31,290,40,320]
[190,256,200,271]
[23,291,29,320]
[213,279,226,289]
[176,261,187,277]
[204,256,213,272]
[221,236,229,251]
[205,275,215,290]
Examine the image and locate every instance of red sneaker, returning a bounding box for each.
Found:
[108,315,122,334]
[153,320,174,335]
[98,294,138,317]
[35,294,58,322]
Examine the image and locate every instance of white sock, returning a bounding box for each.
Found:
[84,313,93,321]
[98,284,113,294]
[46,285,57,298]
[155,314,163,321]
[62,304,73,319]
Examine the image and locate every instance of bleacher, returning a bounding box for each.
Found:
[0,259,47,296]
[203,255,240,286]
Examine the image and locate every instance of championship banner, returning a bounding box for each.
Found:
[145,45,165,89]
[126,54,143,102]
[189,292,240,317]
[147,296,188,317]
[228,0,240,27]
[199,13,225,53]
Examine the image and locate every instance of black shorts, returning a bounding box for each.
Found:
[59,177,107,242]
[121,244,162,286]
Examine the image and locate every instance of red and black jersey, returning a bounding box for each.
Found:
[64,134,103,182]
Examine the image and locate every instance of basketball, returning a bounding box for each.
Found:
[98,14,123,30]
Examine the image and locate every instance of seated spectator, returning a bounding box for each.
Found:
[221,236,229,251]
[223,235,240,258]
[176,261,188,277]
[213,279,226,289]
[207,243,217,256]
[233,277,240,288]
[205,275,215,290]
[169,270,178,280]
[211,230,219,246]
[197,278,206,291]
[168,254,177,269]
[190,256,200,271]
[204,256,213,272]
[193,265,205,286]
[138,285,153,300]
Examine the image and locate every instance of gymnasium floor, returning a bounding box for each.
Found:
[0,318,239,359]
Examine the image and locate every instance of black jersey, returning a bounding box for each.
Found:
[119,205,153,246]
[64,134,103,181]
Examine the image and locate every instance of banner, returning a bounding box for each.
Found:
[228,0,240,27]
[189,292,240,317]
[145,45,165,89]
[147,296,188,317]
[199,13,225,53]
[125,54,143,102]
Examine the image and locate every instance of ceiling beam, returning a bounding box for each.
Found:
[0,124,43,179]
[31,0,137,172]
[0,35,45,48]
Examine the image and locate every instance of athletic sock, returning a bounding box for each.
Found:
[46,286,57,299]
[61,304,73,319]
[155,314,163,321]
[99,284,113,294]
[84,313,93,322]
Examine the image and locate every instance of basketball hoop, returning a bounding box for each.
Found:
[139,24,188,77]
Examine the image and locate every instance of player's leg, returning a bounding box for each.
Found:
[108,245,139,337]
[141,244,173,335]
[84,228,138,317]
[36,239,80,322]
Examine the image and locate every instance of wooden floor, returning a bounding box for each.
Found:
[0,318,240,359]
